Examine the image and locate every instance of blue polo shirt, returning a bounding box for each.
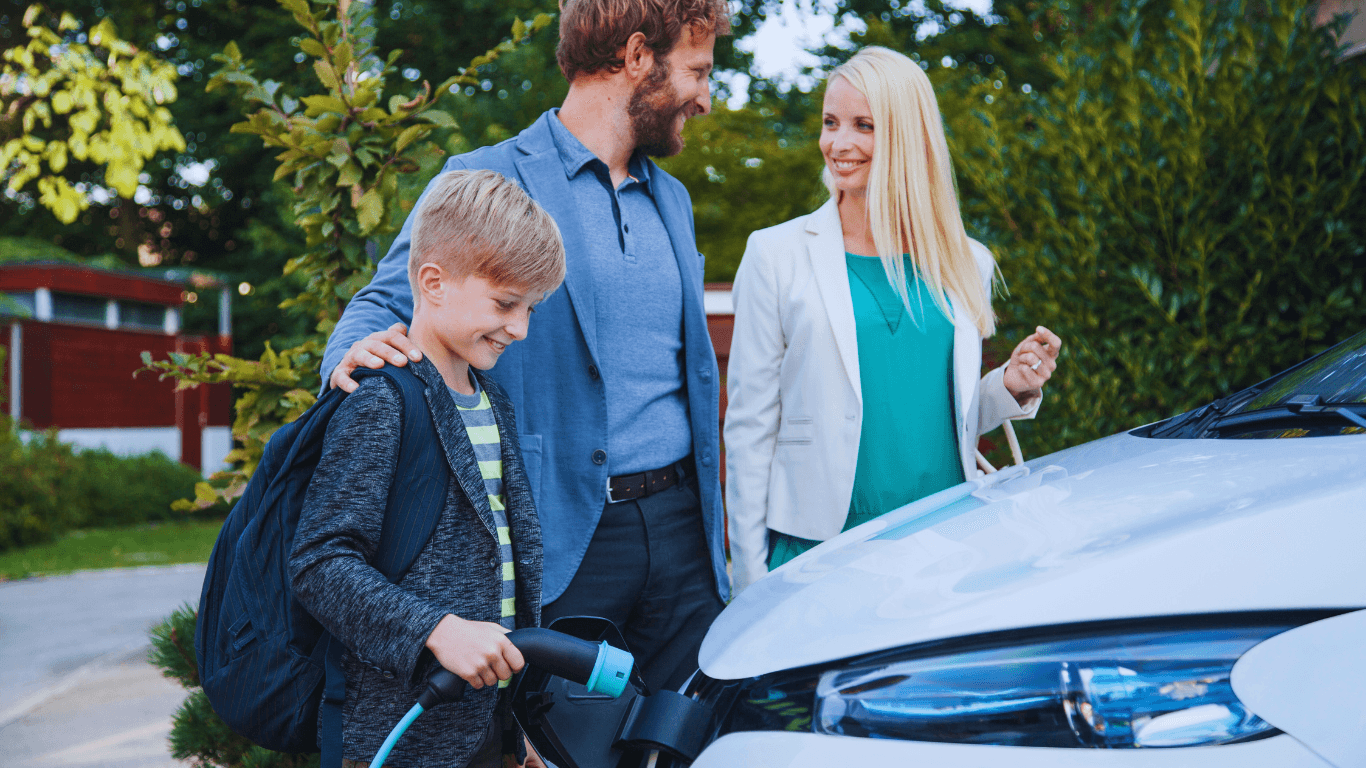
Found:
[546,111,692,475]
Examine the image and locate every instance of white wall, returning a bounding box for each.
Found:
[704,289,733,316]
[22,426,233,478]
[200,426,233,477]
[49,427,181,461]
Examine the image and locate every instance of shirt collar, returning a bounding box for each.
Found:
[548,109,654,190]
[547,109,598,178]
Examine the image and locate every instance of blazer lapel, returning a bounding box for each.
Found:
[514,130,600,364]
[409,359,497,539]
[806,199,862,403]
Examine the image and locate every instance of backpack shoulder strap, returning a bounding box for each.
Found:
[364,365,449,582]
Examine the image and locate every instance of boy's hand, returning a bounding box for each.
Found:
[329,323,424,393]
[425,614,525,689]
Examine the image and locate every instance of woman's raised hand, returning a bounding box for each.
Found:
[1003,326,1062,404]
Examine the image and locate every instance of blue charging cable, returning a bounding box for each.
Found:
[370,703,424,768]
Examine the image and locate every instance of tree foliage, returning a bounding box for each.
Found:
[657,103,827,282]
[0,4,184,222]
[139,0,550,511]
[933,0,1366,455]
[829,0,1088,93]
[0,0,572,359]
[143,1,548,764]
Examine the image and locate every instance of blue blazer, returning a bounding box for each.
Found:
[322,111,729,604]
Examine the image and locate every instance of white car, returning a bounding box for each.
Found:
[515,331,1366,768]
[686,329,1366,767]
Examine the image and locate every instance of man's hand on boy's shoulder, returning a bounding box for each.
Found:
[330,322,424,393]
[424,614,525,689]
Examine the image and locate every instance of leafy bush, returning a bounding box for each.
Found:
[0,419,203,552]
[151,605,318,768]
[68,448,206,527]
[912,0,1366,455]
[0,424,80,551]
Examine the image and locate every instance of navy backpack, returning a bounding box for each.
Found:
[195,366,448,765]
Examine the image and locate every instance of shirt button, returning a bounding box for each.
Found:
[623,223,630,233]
[701,453,713,467]
[699,369,712,382]
[588,364,600,380]
[592,449,607,465]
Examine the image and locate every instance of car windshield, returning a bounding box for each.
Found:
[1138,329,1366,439]
[1232,328,1366,413]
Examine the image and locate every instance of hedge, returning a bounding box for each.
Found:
[921,0,1366,455]
[0,416,205,552]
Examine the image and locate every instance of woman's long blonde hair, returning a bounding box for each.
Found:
[824,46,995,337]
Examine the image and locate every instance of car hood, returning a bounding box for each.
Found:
[701,431,1366,680]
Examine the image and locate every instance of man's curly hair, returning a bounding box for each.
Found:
[556,0,732,83]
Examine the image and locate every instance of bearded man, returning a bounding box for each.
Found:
[321,0,732,693]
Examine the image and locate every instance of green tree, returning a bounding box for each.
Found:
[144,0,549,763]
[827,0,1086,93]
[937,0,1366,455]
[0,0,583,358]
[143,0,549,502]
[1,0,316,354]
[657,103,827,282]
[0,4,184,222]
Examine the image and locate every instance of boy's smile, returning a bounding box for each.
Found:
[410,268,544,393]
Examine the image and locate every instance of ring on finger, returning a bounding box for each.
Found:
[1030,359,1042,371]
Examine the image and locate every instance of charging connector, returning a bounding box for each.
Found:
[370,628,636,768]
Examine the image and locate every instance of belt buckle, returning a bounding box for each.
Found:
[606,477,624,504]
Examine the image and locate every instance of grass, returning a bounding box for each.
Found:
[0,519,224,581]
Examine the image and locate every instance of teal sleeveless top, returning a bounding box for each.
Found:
[768,254,965,569]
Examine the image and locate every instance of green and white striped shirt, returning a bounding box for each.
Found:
[449,375,516,686]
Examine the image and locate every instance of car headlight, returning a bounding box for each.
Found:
[715,617,1318,749]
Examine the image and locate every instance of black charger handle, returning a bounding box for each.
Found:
[419,628,624,708]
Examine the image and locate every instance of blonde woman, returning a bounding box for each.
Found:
[724,46,1063,595]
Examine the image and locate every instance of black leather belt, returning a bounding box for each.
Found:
[607,458,689,504]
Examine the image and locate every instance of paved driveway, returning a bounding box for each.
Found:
[0,564,206,768]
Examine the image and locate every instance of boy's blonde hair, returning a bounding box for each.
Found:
[825,47,996,337]
[409,169,566,306]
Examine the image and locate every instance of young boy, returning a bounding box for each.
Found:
[290,169,565,768]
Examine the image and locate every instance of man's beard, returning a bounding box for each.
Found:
[628,58,690,158]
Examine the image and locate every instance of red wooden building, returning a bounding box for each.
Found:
[1,262,233,475]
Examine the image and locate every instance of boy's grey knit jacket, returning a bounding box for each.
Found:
[289,357,543,768]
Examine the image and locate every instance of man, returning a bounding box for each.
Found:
[321,0,732,691]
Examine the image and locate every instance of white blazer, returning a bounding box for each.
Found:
[724,199,1041,595]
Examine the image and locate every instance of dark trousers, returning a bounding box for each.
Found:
[541,475,725,692]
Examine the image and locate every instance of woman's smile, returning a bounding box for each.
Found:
[820,76,877,195]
